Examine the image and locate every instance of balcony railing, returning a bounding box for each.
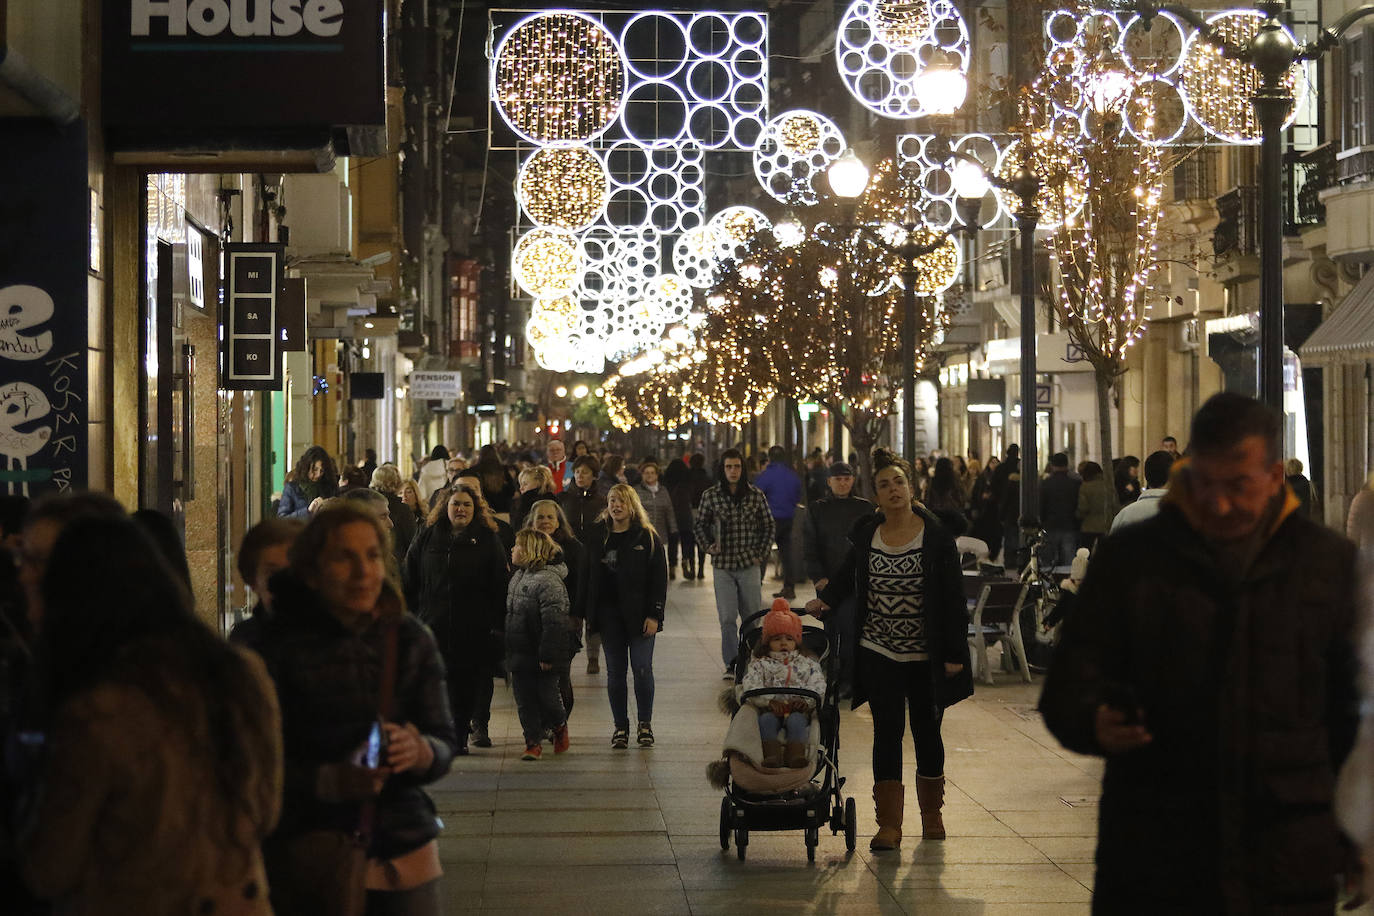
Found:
[1172,148,1218,203]
[1213,185,1259,259]
[1338,146,1374,185]
[1288,143,1335,230]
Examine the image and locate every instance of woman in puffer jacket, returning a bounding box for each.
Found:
[505,528,572,760]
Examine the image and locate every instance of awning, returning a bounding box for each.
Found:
[1301,268,1374,365]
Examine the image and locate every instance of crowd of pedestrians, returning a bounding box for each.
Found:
[5,391,1374,913]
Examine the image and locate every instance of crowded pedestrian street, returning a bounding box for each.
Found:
[430,574,1101,914]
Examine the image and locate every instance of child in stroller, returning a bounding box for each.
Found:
[743,604,826,769]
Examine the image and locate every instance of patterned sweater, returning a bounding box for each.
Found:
[741,649,827,711]
[860,527,928,661]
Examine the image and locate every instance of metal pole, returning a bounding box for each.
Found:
[901,250,919,467]
[1014,172,1041,534]
[1254,72,1292,411]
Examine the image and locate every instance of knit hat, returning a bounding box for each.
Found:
[1070,547,1090,583]
[762,598,803,643]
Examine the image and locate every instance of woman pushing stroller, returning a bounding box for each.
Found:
[742,601,825,769]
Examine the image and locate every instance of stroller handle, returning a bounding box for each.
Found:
[739,687,823,705]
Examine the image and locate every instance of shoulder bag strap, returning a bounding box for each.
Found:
[357,622,401,847]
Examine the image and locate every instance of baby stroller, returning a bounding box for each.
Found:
[716,607,856,861]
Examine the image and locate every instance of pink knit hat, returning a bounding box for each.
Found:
[762,598,803,642]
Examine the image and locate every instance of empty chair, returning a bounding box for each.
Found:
[964,578,1032,685]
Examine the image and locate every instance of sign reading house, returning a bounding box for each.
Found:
[104,0,385,138]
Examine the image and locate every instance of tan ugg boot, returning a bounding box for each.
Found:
[915,774,946,839]
[784,741,807,769]
[870,781,904,851]
[761,740,783,768]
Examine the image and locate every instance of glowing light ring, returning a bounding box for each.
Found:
[622,12,690,82]
[1124,76,1188,146]
[867,0,934,49]
[646,273,694,324]
[492,11,627,146]
[688,13,733,59]
[896,132,1007,230]
[513,228,585,298]
[995,137,1085,231]
[754,110,847,206]
[621,78,690,149]
[707,206,771,261]
[516,146,610,230]
[1119,12,1186,78]
[673,228,717,288]
[1179,10,1305,145]
[836,0,970,121]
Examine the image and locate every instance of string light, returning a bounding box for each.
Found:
[512,228,585,298]
[868,0,933,48]
[516,146,610,229]
[1179,10,1302,144]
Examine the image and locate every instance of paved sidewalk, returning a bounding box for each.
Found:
[430,571,1103,914]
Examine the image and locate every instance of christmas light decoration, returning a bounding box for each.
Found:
[516,146,610,229]
[708,206,771,260]
[492,11,627,145]
[1179,10,1303,144]
[754,110,847,206]
[868,0,932,49]
[512,228,585,298]
[835,0,970,120]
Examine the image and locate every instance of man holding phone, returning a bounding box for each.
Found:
[1040,393,1359,913]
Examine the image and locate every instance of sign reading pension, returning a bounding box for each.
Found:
[410,371,462,400]
[104,0,386,136]
[0,122,90,496]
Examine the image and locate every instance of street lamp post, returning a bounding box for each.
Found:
[1120,0,1374,409]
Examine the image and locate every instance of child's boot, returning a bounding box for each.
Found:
[915,774,946,839]
[870,780,904,851]
[761,740,783,768]
[784,741,808,769]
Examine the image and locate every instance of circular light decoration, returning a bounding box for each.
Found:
[868,0,933,48]
[528,296,582,339]
[898,230,962,295]
[1179,10,1304,145]
[753,110,847,206]
[707,206,771,261]
[994,134,1085,230]
[673,228,717,288]
[645,274,694,324]
[492,11,627,145]
[516,146,610,230]
[512,228,585,298]
[835,0,971,121]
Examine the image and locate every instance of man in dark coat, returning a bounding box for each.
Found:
[1040,392,1359,914]
[1038,452,1080,570]
[802,462,874,697]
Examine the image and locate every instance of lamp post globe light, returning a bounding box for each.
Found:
[1112,0,1374,409]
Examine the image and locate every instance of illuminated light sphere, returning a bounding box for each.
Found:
[517,146,610,229]
[754,110,847,206]
[528,296,582,338]
[868,0,933,48]
[950,158,989,199]
[774,217,807,247]
[673,227,717,288]
[835,0,971,120]
[707,206,771,260]
[492,11,627,145]
[994,136,1085,230]
[513,228,585,298]
[1179,10,1304,145]
[898,230,963,295]
[645,274,694,324]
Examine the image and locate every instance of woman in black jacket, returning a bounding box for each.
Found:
[403,482,510,753]
[807,448,972,852]
[582,483,668,750]
[686,453,712,579]
[524,498,586,722]
[259,503,457,915]
[662,457,696,579]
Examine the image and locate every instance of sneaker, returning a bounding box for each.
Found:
[772,589,795,600]
[636,722,654,747]
[553,724,570,754]
[470,721,492,749]
[521,745,542,761]
[611,729,630,749]
[722,666,735,680]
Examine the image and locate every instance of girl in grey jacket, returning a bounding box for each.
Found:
[506,529,571,759]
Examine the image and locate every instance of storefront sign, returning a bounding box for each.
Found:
[410,370,462,400]
[222,244,284,390]
[104,0,385,136]
[0,122,90,495]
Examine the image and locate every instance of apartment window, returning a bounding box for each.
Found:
[1348,33,1370,149]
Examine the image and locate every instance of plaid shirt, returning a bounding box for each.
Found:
[694,482,774,570]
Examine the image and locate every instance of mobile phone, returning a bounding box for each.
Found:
[364,720,385,769]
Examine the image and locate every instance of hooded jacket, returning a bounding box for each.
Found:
[253,573,457,861]
[1040,465,1359,912]
[504,564,571,666]
[582,521,668,635]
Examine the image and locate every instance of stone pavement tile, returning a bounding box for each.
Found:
[991,807,1099,837]
[440,812,494,837]
[861,835,1053,866]
[438,836,492,865]
[493,807,667,834]
[477,891,692,914]
[1024,835,1098,863]
[883,902,1091,915]
[685,887,905,914]
[1058,862,1096,888]
[486,833,677,866]
[438,865,485,912]
[429,789,497,813]
[879,862,1093,902]
[494,769,654,791]
[484,863,684,890]
[490,788,661,811]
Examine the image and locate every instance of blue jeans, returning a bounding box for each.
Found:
[1044,529,1077,571]
[599,611,657,730]
[711,564,763,668]
[758,710,809,744]
[823,595,857,691]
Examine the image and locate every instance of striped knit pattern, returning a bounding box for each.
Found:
[860,529,928,661]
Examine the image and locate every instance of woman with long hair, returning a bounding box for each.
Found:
[400,479,426,528]
[807,448,973,850]
[279,445,339,519]
[512,465,556,531]
[257,503,457,914]
[404,483,509,752]
[686,452,713,579]
[523,499,585,723]
[23,515,283,913]
[582,483,667,749]
[923,457,968,536]
[471,445,517,518]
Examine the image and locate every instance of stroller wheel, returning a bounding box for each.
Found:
[805,826,818,862]
[719,798,731,850]
[735,827,748,861]
[844,797,857,852]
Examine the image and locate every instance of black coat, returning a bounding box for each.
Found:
[662,459,695,534]
[382,489,416,564]
[558,486,606,543]
[402,520,509,675]
[818,509,974,713]
[1038,471,1081,532]
[555,534,587,621]
[687,467,712,508]
[1039,499,1359,912]
[256,573,457,860]
[803,494,876,583]
[581,522,668,635]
